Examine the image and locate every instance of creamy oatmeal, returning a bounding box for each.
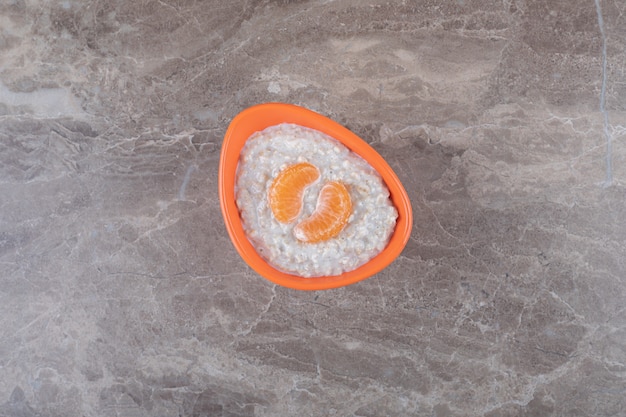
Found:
[235,123,398,277]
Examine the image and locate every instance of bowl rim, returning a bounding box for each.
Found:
[218,102,413,290]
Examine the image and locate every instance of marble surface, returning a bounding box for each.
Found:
[1,0,625,416]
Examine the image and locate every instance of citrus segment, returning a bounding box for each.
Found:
[268,162,320,223]
[293,181,352,243]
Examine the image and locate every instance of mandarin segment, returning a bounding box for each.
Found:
[268,162,320,223]
[293,181,352,243]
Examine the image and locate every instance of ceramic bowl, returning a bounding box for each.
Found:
[218,103,412,290]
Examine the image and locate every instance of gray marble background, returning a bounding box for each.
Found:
[1,0,625,416]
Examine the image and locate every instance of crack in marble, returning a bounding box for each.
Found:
[235,284,277,338]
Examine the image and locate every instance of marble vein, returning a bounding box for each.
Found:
[594,0,613,187]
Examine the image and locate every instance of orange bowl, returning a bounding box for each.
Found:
[218,103,412,290]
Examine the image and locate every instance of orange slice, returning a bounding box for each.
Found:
[268,162,320,223]
[293,181,352,243]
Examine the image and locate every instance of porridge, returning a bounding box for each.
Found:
[235,123,398,277]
